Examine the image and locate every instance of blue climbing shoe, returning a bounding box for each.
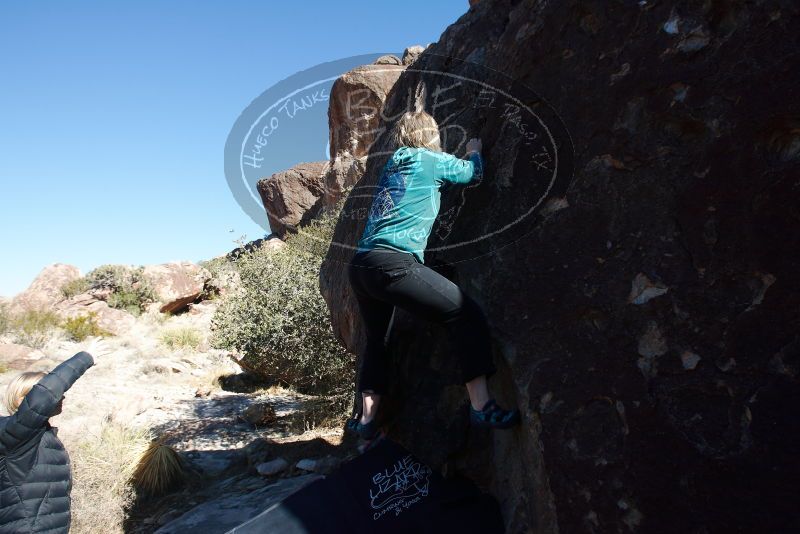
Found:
[469,398,521,429]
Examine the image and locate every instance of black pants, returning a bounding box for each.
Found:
[347,247,497,395]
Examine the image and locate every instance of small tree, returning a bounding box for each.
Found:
[84,265,157,316]
[210,197,354,398]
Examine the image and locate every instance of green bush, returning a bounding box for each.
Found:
[85,265,157,316]
[198,256,238,300]
[160,327,202,350]
[62,312,112,342]
[11,308,62,349]
[61,277,90,299]
[210,196,354,397]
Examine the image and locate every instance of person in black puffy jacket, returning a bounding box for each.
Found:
[0,351,94,534]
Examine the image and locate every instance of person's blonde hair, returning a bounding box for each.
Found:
[3,371,46,415]
[389,110,442,152]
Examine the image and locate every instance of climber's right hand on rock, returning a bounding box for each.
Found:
[466,137,482,155]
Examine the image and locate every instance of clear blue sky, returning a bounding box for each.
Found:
[0,0,468,297]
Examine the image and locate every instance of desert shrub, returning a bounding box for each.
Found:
[198,256,238,300]
[70,420,152,534]
[160,327,202,350]
[210,196,355,398]
[85,265,157,316]
[11,308,61,349]
[61,277,90,299]
[62,312,112,342]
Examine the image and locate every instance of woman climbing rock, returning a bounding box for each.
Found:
[346,82,521,452]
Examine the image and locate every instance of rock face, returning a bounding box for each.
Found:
[55,293,137,335]
[374,54,402,65]
[256,58,409,235]
[0,343,43,372]
[320,2,800,533]
[320,154,366,210]
[402,45,426,66]
[143,261,211,314]
[256,161,329,238]
[225,235,285,262]
[327,62,406,161]
[155,474,322,534]
[315,60,407,216]
[10,264,80,313]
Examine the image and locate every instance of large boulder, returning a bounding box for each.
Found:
[256,161,329,238]
[327,62,406,161]
[320,154,366,211]
[258,56,409,230]
[402,45,426,66]
[55,293,137,335]
[320,2,800,533]
[9,264,81,313]
[143,261,211,314]
[316,60,407,214]
[0,343,44,373]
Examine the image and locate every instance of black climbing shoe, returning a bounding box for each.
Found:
[469,398,521,429]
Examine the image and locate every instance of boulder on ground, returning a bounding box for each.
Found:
[55,293,136,335]
[256,162,329,238]
[242,402,277,427]
[9,264,81,314]
[256,458,289,477]
[0,343,44,373]
[373,54,402,65]
[401,45,426,66]
[327,63,405,161]
[143,261,211,314]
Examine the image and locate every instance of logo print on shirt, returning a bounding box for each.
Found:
[363,160,407,237]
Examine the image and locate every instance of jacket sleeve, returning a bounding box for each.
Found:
[0,351,94,452]
[432,150,483,185]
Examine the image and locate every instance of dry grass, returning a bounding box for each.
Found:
[131,438,186,496]
[192,363,235,390]
[70,419,152,534]
[159,327,203,350]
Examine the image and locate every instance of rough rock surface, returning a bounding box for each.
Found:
[9,263,80,313]
[143,262,212,314]
[154,474,322,534]
[402,44,426,66]
[315,60,408,216]
[0,343,43,371]
[55,293,137,335]
[320,1,800,533]
[374,54,402,65]
[225,236,285,262]
[327,63,405,161]
[319,154,367,210]
[256,161,329,238]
